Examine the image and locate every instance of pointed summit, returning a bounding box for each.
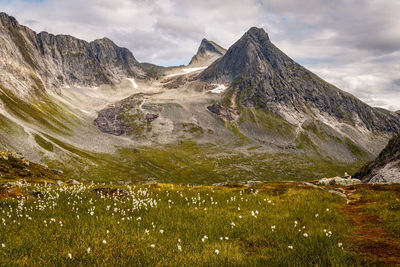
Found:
[246,27,270,42]
[201,26,400,136]
[200,26,287,83]
[188,39,226,67]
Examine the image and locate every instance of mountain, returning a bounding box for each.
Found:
[0,12,144,96]
[188,39,226,67]
[199,27,400,159]
[354,134,400,183]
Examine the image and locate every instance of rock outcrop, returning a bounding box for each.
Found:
[354,134,400,183]
[94,94,144,136]
[189,39,226,67]
[0,12,144,95]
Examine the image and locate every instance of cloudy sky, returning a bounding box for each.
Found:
[1,0,400,110]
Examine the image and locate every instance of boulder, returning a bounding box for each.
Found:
[318,177,361,186]
[66,179,80,185]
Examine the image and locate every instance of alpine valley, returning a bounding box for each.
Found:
[0,12,399,184]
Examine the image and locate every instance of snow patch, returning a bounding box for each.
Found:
[182,66,207,74]
[211,84,227,94]
[167,66,208,77]
[127,78,138,89]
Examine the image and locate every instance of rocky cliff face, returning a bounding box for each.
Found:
[0,12,144,96]
[200,27,400,136]
[354,134,400,183]
[188,39,226,67]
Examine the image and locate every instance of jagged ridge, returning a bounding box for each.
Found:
[0,12,144,94]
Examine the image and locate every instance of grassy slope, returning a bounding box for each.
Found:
[1,180,399,265]
[40,139,364,184]
[0,182,367,266]
[1,150,399,265]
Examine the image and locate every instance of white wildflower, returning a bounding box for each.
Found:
[102,239,107,244]
[303,233,309,238]
[215,249,219,255]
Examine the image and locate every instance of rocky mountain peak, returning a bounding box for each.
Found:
[200,26,400,136]
[0,12,18,27]
[188,38,226,67]
[245,27,270,42]
[197,38,226,56]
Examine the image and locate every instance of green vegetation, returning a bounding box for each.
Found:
[181,123,204,136]
[0,84,75,135]
[0,151,62,182]
[239,108,295,138]
[39,139,364,184]
[30,73,46,96]
[120,109,151,136]
[34,134,54,152]
[0,181,377,266]
[225,121,250,144]
[8,26,37,69]
[344,137,369,159]
[96,69,112,84]
[295,132,319,152]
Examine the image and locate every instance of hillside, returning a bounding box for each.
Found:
[354,134,400,183]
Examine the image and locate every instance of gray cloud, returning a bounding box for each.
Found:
[1,0,400,110]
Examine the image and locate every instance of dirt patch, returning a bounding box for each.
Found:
[341,194,400,265]
[0,186,25,198]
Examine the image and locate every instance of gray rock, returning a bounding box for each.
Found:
[189,39,226,67]
[51,169,64,176]
[302,182,319,188]
[66,179,80,185]
[318,177,361,186]
[207,104,239,121]
[94,94,143,136]
[354,134,400,183]
[328,190,347,199]
[54,180,64,187]
[145,113,158,123]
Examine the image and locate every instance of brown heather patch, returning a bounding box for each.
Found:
[341,185,400,265]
